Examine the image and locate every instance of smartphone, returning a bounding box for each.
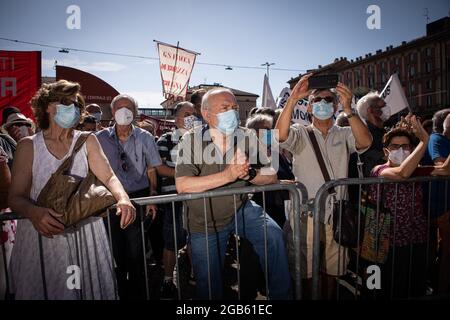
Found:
[308,74,339,89]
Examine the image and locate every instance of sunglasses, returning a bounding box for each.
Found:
[312,96,334,103]
[119,151,128,171]
[388,143,411,150]
[12,122,31,128]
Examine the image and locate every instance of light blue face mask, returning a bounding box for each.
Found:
[312,100,335,120]
[216,109,239,135]
[54,103,80,129]
[91,112,102,123]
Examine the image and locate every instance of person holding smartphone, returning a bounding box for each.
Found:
[275,73,372,299]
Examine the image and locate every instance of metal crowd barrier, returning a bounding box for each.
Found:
[312,176,450,300]
[0,183,308,300]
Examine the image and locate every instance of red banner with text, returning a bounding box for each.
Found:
[0,50,41,124]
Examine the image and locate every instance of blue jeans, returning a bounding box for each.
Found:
[190,200,292,300]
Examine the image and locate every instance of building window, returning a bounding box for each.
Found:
[381,73,386,83]
[410,52,415,62]
[426,47,432,57]
[368,76,375,88]
[410,83,415,94]
[409,66,416,77]
[426,80,432,90]
[426,62,432,73]
[368,65,373,73]
[427,95,432,107]
[395,57,400,65]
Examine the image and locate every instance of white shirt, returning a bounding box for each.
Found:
[280,123,369,222]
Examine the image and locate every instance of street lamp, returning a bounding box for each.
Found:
[261,62,275,78]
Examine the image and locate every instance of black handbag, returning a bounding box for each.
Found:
[306,126,363,248]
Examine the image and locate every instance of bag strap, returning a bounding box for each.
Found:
[53,132,91,175]
[306,126,336,194]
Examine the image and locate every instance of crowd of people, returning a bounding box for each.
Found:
[0,76,449,300]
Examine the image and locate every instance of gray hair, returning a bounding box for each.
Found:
[174,101,194,117]
[356,92,381,120]
[201,88,234,111]
[245,114,273,130]
[110,94,138,113]
[433,108,450,134]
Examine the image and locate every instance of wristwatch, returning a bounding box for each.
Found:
[245,167,257,182]
[343,109,357,119]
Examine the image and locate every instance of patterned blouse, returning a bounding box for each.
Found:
[370,164,427,247]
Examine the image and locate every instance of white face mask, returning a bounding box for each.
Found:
[19,125,29,138]
[388,148,410,165]
[183,115,198,131]
[114,108,134,126]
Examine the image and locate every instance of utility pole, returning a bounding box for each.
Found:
[423,8,430,24]
[261,62,275,79]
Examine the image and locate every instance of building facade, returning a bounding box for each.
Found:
[288,17,450,117]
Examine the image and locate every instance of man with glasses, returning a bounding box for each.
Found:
[96,94,172,299]
[275,74,372,299]
[356,92,390,177]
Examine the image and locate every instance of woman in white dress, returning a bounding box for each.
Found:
[8,80,136,299]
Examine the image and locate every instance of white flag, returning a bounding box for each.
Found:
[379,74,410,116]
[276,87,291,109]
[262,74,277,109]
[156,41,198,100]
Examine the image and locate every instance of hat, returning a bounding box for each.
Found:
[1,112,35,133]
[2,107,21,125]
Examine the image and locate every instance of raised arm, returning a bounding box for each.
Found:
[336,83,372,150]
[275,73,312,142]
[379,116,429,180]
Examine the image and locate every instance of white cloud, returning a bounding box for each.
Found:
[42,57,126,73]
[124,90,166,108]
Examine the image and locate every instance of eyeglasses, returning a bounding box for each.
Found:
[388,143,411,150]
[120,152,128,171]
[312,96,334,103]
[12,122,31,128]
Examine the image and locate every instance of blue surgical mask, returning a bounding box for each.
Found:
[54,103,80,129]
[91,112,102,123]
[261,129,272,148]
[216,110,239,135]
[312,100,335,120]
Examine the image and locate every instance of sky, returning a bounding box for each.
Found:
[1,0,449,108]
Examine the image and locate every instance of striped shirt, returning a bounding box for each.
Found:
[157,129,184,193]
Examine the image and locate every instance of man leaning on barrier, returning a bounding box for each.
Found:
[175,88,292,300]
[275,73,372,299]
